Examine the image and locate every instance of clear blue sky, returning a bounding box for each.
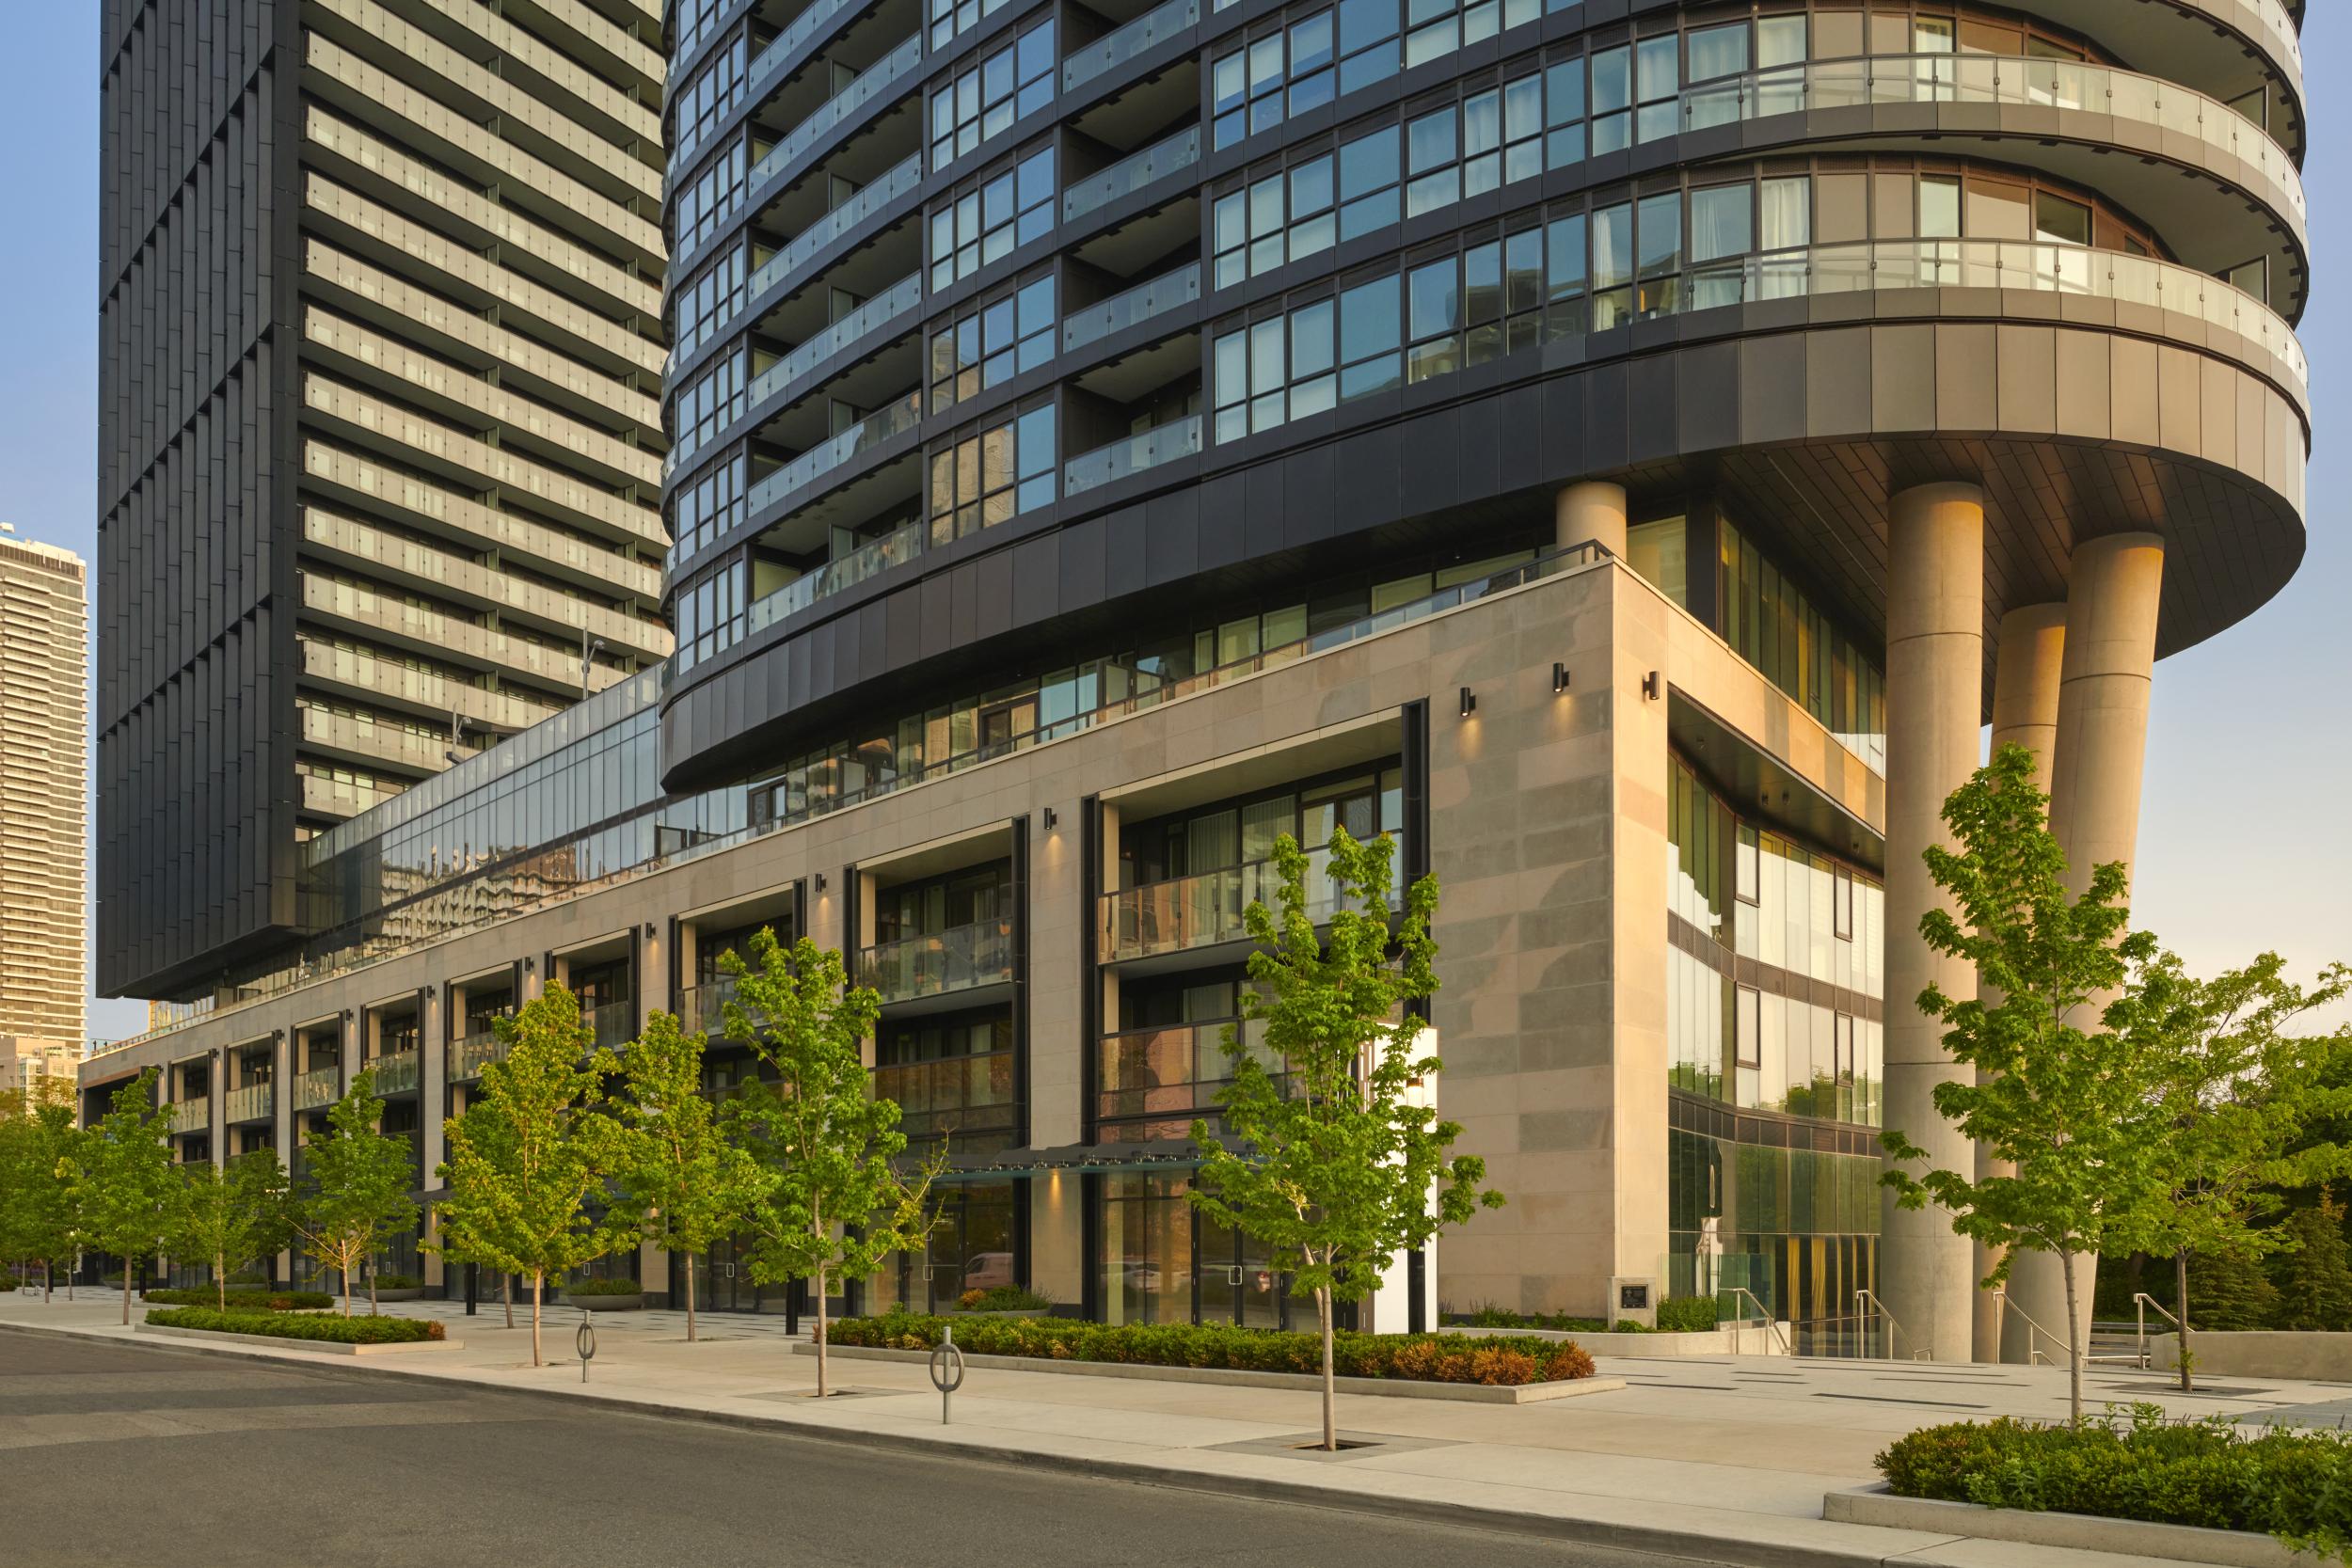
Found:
[3,12,2344,1041]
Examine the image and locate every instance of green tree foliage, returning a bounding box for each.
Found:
[173,1150,293,1311]
[436,985,622,1367]
[2185,1245,2280,1333]
[70,1069,182,1324]
[2109,950,2352,1386]
[2271,1198,2352,1334]
[1880,744,2161,1425]
[294,1070,421,1318]
[1188,829,1502,1451]
[604,1010,761,1342]
[426,1091,519,1330]
[722,930,940,1398]
[0,1081,83,1300]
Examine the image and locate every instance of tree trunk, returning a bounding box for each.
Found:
[2062,1250,2084,1427]
[215,1252,228,1313]
[686,1255,698,1344]
[369,1267,379,1317]
[120,1269,132,1326]
[502,1272,514,1329]
[531,1268,544,1367]
[815,1261,831,1399]
[1318,1284,1337,1452]
[2176,1249,2194,1394]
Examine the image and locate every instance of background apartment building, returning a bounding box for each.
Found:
[95,0,673,1002]
[0,526,88,1047]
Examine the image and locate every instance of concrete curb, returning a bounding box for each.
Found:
[1825,1486,2302,1567]
[0,1317,2032,1568]
[798,1342,1629,1403]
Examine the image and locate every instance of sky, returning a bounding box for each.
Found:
[2,11,2344,1044]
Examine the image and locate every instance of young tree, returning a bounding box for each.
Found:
[70,1069,181,1324]
[2186,1244,2279,1331]
[2272,1198,2352,1333]
[2108,949,2352,1388]
[723,929,940,1398]
[173,1150,293,1310]
[294,1070,421,1317]
[436,985,623,1367]
[0,1081,82,1300]
[1880,743,2164,1426]
[1188,828,1503,1452]
[604,1010,761,1343]
[425,1104,518,1332]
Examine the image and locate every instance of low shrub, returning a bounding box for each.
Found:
[1881,1404,2352,1561]
[828,1313,1597,1386]
[957,1286,1053,1313]
[145,1307,445,1344]
[563,1278,643,1297]
[1655,1296,1724,1333]
[226,1271,270,1286]
[1446,1297,1723,1334]
[143,1288,334,1311]
[371,1274,423,1291]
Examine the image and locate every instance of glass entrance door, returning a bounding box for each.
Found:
[1199,1217,1286,1328]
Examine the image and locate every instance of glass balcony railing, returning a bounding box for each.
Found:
[1063,0,1197,92]
[748,273,925,408]
[872,1050,1019,1142]
[748,517,926,634]
[588,999,637,1051]
[747,389,926,515]
[1063,415,1200,496]
[750,36,924,198]
[171,1099,209,1134]
[368,1051,421,1097]
[224,1084,274,1124]
[860,918,1016,1004]
[1063,261,1200,353]
[1100,858,1394,962]
[446,1025,509,1084]
[1097,1017,1272,1134]
[293,1065,342,1112]
[749,154,925,303]
[1063,125,1200,222]
[678,976,740,1038]
[1679,53,2303,224]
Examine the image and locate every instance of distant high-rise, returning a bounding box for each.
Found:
[95,0,671,1000]
[0,527,88,1044]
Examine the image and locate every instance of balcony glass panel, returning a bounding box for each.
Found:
[677,977,740,1038]
[224,1084,274,1124]
[749,275,925,407]
[747,389,926,515]
[1064,0,1199,92]
[860,918,1016,1003]
[1063,415,1201,496]
[873,1050,1019,1143]
[171,1099,209,1134]
[369,1051,421,1097]
[1097,1018,1275,1139]
[749,518,928,634]
[751,37,926,196]
[750,155,925,301]
[588,1000,637,1051]
[1100,858,1394,961]
[1063,126,1200,221]
[752,0,862,98]
[447,1026,510,1084]
[294,1065,342,1111]
[1062,262,1201,352]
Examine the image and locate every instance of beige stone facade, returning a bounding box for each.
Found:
[0,531,87,1045]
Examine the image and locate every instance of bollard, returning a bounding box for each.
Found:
[929,1324,966,1425]
[577,1307,596,1384]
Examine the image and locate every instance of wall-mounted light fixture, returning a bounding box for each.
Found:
[1042,806,1059,832]
[643,922,657,938]
[1458,685,1477,718]
[1643,671,1661,701]
[523,957,535,973]
[815,872,829,893]
[1552,662,1571,694]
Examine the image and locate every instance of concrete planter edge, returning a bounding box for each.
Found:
[135,1320,462,1356]
[1823,1486,2300,1568]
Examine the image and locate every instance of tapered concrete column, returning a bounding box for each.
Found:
[2006,534,2166,1361]
[1977,604,2067,1363]
[1881,483,1985,1365]
[1555,482,1628,559]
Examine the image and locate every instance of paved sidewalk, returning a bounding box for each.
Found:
[5,1291,2334,1567]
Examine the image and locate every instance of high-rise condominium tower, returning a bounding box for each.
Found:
[0,527,89,1044]
[95,0,671,1000]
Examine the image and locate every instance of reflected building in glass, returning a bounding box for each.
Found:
[91,0,2311,1361]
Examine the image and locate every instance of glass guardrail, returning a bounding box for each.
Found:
[750,36,924,197]
[368,1052,421,1096]
[751,154,926,302]
[747,388,926,515]
[872,1051,1019,1128]
[859,918,1016,1002]
[171,1100,209,1133]
[588,1000,636,1050]
[1063,125,1200,221]
[677,978,739,1037]
[749,273,925,406]
[1099,858,1393,960]
[748,517,927,634]
[293,1066,342,1111]
[1063,414,1200,496]
[224,1084,274,1124]
[1063,261,1200,352]
[1063,0,1197,92]
[1096,1017,1271,1121]
[446,1028,508,1083]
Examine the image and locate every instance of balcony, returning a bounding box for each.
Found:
[748,517,925,634]
[368,1051,421,1097]
[678,976,739,1038]
[1063,126,1200,223]
[860,919,1016,1007]
[1063,262,1200,354]
[293,1065,342,1112]
[224,1084,274,1125]
[749,36,925,198]
[446,1025,508,1084]
[588,999,637,1051]
[747,273,925,409]
[171,1099,210,1135]
[873,1050,1019,1146]
[1063,415,1200,498]
[1097,1017,1271,1138]
[1099,858,1392,965]
[747,154,924,303]
[1064,0,1197,93]
[746,389,925,515]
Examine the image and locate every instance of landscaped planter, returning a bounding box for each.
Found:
[1825,1486,2300,1568]
[796,1342,1625,1404]
[1450,1324,1787,1358]
[135,1321,464,1357]
[563,1292,646,1311]
[371,1288,423,1303]
[2151,1331,2352,1381]
[947,1307,1052,1321]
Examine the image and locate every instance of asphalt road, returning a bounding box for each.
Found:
[0,1332,1696,1568]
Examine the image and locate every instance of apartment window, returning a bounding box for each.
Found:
[1736,824,1759,904]
[1735,984,1760,1069]
[1404,107,1457,218]
[1834,868,1854,941]
[1338,125,1400,241]
[675,39,749,151]
[931,18,1057,169]
[676,140,747,254]
[675,0,731,58]
[927,403,1057,545]
[930,0,1023,50]
[673,451,749,561]
[930,274,1057,413]
[1211,153,1335,290]
[675,560,747,674]
[672,245,747,362]
[1210,11,1335,151]
[930,146,1057,290]
[1462,76,1544,196]
[1545,56,1586,167]
[1211,294,1335,441]
[674,350,748,455]
[1338,271,1401,400]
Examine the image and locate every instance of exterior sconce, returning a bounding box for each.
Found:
[1458,686,1477,718]
[1643,672,1661,701]
[1552,662,1570,694]
[643,922,656,938]
[815,873,828,893]
[1042,806,1059,832]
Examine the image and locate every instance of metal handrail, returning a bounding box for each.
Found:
[2135,1291,2185,1371]
[1989,1287,2057,1366]
[1853,1289,1930,1361]
[1724,1286,1788,1355]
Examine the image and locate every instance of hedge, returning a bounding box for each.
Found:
[957,1286,1053,1313]
[143,1289,334,1311]
[144,1307,445,1344]
[1449,1296,1724,1335]
[1881,1404,2352,1562]
[827,1313,1597,1386]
